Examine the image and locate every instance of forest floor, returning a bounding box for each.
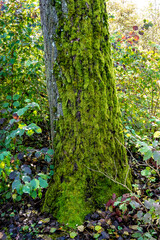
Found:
[0,136,160,240]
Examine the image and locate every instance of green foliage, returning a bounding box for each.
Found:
[0,100,53,202]
[109,13,160,138]
[0,0,48,125]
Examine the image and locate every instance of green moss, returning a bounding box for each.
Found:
[42,0,132,227]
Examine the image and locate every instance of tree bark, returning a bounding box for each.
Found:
[39,0,131,227]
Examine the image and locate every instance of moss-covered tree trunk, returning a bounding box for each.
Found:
[39,0,131,227]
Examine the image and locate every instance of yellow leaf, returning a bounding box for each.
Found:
[126,133,131,137]
[0,162,5,169]
[154,131,160,138]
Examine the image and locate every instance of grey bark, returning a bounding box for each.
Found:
[39,0,63,146]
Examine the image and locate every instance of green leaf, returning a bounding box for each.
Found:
[22,175,31,183]
[93,233,100,239]
[23,185,30,194]
[12,180,22,191]
[143,150,152,161]
[47,149,54,156]
[17,107,26,116]
[70,232,78,239]
[26,129,34,136]
[39,177,48,188]
[6,95,12,100]
[24,99,31,103]
[6,192,11,199]
[31,191,37,199]
[153,151,160,164]
[30,179,39,190]
[45,155,51,162]
[3,102,9,108]
[132,232,142,238]
[13,94,20,100]
[13,101,20,107]
[50,227,57,233]
[50,165,54,170]
[139,145,150,154]
[95,225,102,231]
[35,127,42,134]
[152,140,158,148]
[38,173,48,180]
[141,169,151,177]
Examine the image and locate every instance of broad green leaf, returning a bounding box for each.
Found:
[39,177,48,188]
[45,155,51,162]
[139,145,150,154]
[23,185,30,194]
[21,165,32,175]
[6,95,12,100]
[47,149,54,156]
[22,175,31,183]
[153,151,160,164]
[30,179,39,190]
[17,108,26,116]
[13,94,20,100]
[143,150,152,161]
[12,179,22,191]
[3,102,9,108]
[152,140,158,148]
[13,101,20,107]
[31,191,37,199]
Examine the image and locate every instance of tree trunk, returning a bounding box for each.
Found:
[39,0,131,227]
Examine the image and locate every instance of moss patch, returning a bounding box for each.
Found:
[42,0,132,228]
